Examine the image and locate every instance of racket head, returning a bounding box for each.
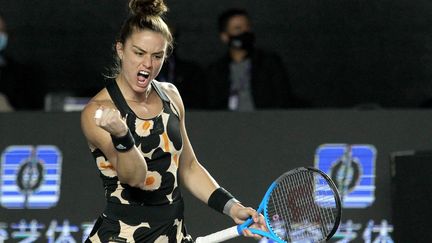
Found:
[261,167,342,242]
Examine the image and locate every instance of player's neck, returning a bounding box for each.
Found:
[116,76,152,104]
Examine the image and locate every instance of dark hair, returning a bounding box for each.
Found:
[110,0,173,77]
[217,8,250,33]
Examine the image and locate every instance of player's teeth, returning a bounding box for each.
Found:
[138,71,150,79]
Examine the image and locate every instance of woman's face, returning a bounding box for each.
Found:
[116,29,167,93]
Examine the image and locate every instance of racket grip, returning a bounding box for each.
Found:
[195,225,240,243]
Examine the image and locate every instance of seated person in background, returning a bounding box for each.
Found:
[0,13,45,110]
[0,92,13,111]
[205,8,298,111]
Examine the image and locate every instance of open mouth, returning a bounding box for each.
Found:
[138,70,150,80]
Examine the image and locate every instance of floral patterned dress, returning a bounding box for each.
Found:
[86,79,193,243]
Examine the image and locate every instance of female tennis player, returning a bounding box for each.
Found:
[80,0,266,242]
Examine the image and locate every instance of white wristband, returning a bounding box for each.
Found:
[223,198,240,216]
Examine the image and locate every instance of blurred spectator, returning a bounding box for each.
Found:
[156,26,205,109]
[205,8,303,111]
[0,13,13,111]
[0,92,13,111]
[0,13,45,110]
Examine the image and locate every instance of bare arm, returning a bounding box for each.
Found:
[162,83,242,206]
[162,82,267,238]
[81,99,147,188]
[161,83,220,202]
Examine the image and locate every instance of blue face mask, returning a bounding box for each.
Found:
[0,32,8,51]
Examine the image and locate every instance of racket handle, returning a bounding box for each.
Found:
[195,225,240,243]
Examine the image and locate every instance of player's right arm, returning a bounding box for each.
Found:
[81,99,147,188]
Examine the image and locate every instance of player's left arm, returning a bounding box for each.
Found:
[162,82,263,237]
[160,82,219,202]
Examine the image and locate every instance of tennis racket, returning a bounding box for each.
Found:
[195,167,342,243]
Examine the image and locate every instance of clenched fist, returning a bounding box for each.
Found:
[94,107,129,137]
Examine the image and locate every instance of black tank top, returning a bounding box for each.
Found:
[91,79,184,206]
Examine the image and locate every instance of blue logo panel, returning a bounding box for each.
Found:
[314,144,376,208]
[0,145,62,209]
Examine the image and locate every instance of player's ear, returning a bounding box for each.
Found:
[116,42,124,60]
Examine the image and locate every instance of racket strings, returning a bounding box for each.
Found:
[305,171,338,239]
[267,170,338,242]
[306,172,337,239]
[292,172,325,240]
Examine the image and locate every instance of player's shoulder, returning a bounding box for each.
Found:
[153,80,185,116]
[153,80,183,102]
[81,89,114,117]
[154,80,180,94]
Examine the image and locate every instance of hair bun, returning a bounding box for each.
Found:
[129,0,168,17]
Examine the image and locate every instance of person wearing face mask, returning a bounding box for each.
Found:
[0,24,8,61]
[0,13,13,111]
[205,8,301,111]
[0,13,45,111]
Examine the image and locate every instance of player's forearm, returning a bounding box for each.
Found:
[182,160,219,202]
[115,147,148,188]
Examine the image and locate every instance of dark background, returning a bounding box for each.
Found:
[1,110,432,242]
[1,0,432,108]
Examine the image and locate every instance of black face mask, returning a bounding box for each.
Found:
[228,32,255,51]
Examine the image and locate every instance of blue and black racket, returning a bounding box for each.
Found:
[196,167,342,243]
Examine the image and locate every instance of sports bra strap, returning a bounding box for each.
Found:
[105,79,179,119]
[151,81,170,103]
[105,78,133,118]
[152,81,181,118]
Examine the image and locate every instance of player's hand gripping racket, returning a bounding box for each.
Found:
[195,167,342,243]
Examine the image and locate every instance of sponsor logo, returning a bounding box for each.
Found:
[315,144,376,208]
[0,146,62,209]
